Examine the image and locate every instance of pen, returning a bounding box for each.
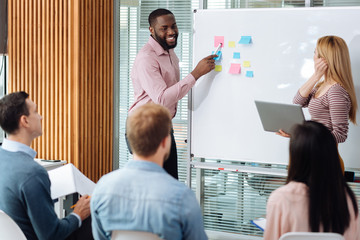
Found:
[214,43,222,55]
[70,196,91,209]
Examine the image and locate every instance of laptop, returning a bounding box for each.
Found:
[255,100,305,134]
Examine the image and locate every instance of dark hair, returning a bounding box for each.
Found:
[148,8,174,27]
[0,91,29,134]
[287,121,358,234]
[126,103,171,157]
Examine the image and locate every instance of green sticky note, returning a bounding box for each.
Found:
[214,65,222,72]
[228,41,236,48]
[243,61,251,67]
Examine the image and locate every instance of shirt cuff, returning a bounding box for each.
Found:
[70,212,82,228]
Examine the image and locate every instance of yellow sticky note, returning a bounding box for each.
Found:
[228,41,236,48]
[214,65,222,72]
[243,61,251,67]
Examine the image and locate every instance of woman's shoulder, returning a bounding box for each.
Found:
[327,83,350,101]
[268,181,308,204]
[328,83,348,94]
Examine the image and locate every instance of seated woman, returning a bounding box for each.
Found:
[265,121,359,240]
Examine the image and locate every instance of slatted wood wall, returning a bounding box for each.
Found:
[7,0,113,182]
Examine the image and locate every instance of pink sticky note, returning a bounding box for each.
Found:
[214,36,224,48]
[229,63,241,74]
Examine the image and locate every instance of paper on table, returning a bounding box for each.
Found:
[48,163,96,199]
[250,218,266,231]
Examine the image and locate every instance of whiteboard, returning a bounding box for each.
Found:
[191,7,360,168]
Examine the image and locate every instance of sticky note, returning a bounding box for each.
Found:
[214,65,222,72]
[214,36,225,48]
[239,36,252,44]
[233,52,240,59]
[228,41,236,48]
[243,61,251,67]
[212,51,222,61]
[246,71,254,77]
[229,63,241,74]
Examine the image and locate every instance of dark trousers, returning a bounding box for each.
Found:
[66,217,93,240]
[125,129,178,179]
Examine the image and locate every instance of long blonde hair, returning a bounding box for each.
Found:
[316,36,358,124]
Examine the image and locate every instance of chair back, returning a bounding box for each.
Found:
[0,210,27,240]
[111,230,161,240]
[279,232,344,240]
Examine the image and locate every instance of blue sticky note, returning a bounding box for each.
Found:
[246,71,254,77]
[239,36,252,44]
[233,52,240,59]
[212,51,222,61]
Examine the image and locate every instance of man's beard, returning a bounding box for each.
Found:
[153,30,178,50]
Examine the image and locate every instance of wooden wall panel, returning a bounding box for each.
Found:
[8,0,113,182]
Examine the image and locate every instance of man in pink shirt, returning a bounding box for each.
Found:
[128,8,216,179]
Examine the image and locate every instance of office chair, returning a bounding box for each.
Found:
[279,232,344,240]
[111,230,161,240]
[0,210,27,240]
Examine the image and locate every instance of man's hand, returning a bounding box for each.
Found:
[73,195,91,221]
[191,54,217,80]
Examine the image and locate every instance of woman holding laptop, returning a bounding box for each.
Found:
[266,121,359,240]
[278,35,358,172]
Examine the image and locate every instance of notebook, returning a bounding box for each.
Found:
[250,218,267,231]
[255,100,305,134]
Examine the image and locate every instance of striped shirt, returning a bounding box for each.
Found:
[293,83,351,143]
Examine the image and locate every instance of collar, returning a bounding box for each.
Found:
[148,36,171,56]
[126,159,166,173]
[2,138,37,159]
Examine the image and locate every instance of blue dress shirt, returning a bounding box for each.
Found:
[2,138,37,158]
[91,160,208,240]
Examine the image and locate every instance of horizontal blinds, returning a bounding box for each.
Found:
[117,1,199,184]
[140,0,193,31]
[192,159,360,238]
[323,0,360,6]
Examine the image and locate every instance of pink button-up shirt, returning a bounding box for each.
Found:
[129,36,196,118]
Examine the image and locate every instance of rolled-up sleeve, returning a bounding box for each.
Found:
[136,56,195,108]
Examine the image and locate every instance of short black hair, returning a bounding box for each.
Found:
[0,91,29,134]
[148,8,174,27]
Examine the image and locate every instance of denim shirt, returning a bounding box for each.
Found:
[90,160,208,240]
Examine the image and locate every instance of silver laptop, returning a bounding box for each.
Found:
[255,100,305,134]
